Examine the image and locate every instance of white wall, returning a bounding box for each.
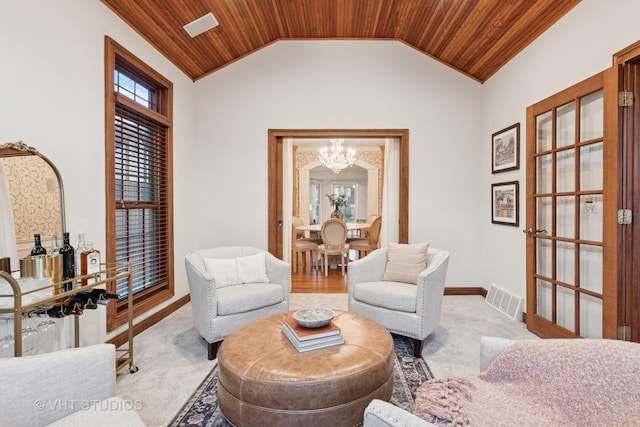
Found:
[0,0,197,344]
[481,0,640,300]
[192,40,484,286]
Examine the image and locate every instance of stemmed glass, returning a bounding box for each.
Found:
[0,314,15,358]
[21,314,38,357]
[36,305,58,353]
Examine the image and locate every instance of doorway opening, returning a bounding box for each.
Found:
[267,129,409,290]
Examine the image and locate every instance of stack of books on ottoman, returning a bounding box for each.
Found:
[282,315,344,352]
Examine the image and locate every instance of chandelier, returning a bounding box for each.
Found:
[318,139,356,173]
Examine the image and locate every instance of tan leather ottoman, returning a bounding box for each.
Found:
[217,310,394,427]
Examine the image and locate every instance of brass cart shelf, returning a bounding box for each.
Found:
[0,262,137,373]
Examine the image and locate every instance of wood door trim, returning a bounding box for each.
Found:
[268,129,409,258]
[613,42,640,341]
[603,65,623,339]
[613,40,640,65]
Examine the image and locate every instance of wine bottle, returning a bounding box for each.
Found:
[46,297,85,317]
[46,305,65,318]
[59,232,75,292]
[80,241,101,286]
[74,291,98,309]
[62,297,83,315]
[49,235,60,256]
[30,234,47,256]
[75,289,117,307]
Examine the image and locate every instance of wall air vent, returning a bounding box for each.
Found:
[485,283,524,321]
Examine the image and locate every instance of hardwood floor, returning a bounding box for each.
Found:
[291,263,348,293]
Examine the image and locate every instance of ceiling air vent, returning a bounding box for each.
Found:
[183,12,219,38]
[485,283,524,321]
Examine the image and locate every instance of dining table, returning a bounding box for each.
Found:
[295,222,370,233]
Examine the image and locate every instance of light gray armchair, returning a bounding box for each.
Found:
[348,246,450,357]
[185,246,290,359]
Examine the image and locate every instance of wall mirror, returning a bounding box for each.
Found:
[0,141,66,265]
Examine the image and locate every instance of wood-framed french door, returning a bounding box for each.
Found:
[525,71,619,339]
[267,129,409,259]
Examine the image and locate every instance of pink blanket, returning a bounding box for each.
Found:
[413,339,640,426]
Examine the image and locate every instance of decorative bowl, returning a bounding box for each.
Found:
[293,308,335,328]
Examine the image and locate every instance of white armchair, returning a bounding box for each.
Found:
[348,246,450,357]
[185,246,290,359]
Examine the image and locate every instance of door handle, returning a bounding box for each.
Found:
[522,228,547,234]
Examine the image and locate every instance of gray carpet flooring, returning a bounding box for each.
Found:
[114,294,537,427]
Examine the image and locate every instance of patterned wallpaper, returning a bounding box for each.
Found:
[296,149,383,170]
[2,156,62,250]
[295,148,384,216]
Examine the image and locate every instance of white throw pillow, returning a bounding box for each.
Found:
[383,242,429,285]
[237,252,269,284]
[204,257,239,288]
[203,252,269,287]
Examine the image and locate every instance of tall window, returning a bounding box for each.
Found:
[332,183,357,222]
[105,37,174,330]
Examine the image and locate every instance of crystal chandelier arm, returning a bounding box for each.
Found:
[318,139,355,173]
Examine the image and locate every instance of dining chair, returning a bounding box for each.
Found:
[318,218,350,277]
[292,223,318,273]
[292,215,322,243]
[348,215,382,258]
[347,214,378,239]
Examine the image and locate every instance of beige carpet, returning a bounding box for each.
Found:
[114,294,537,427]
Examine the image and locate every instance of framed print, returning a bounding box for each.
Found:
[492,181,519,226]
[492,123,520,173]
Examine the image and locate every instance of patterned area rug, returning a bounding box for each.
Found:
[169,334,434,426]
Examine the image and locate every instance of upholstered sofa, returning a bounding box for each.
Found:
[185,246,290,359]
[364,337,640,426]
[0,343,145,427]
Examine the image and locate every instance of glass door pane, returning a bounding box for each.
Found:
[536,111,552,152]
[580,90,603,141]
[556,102,575,148]
[580,142,603,191]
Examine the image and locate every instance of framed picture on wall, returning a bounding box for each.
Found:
[491,123,520,173]
[491,181,519,226]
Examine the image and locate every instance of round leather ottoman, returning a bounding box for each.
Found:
[217,310,394,427]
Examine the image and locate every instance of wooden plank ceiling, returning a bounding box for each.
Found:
[101,0,581,83]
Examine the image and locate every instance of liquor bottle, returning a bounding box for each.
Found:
[80,241,101,286]
[75,233,88,276]
[49,235,60,256]
[46,235,63,291]
[59,232,75,292]
[30,234,47,256]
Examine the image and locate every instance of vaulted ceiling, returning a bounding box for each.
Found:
[101,0,581,83]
